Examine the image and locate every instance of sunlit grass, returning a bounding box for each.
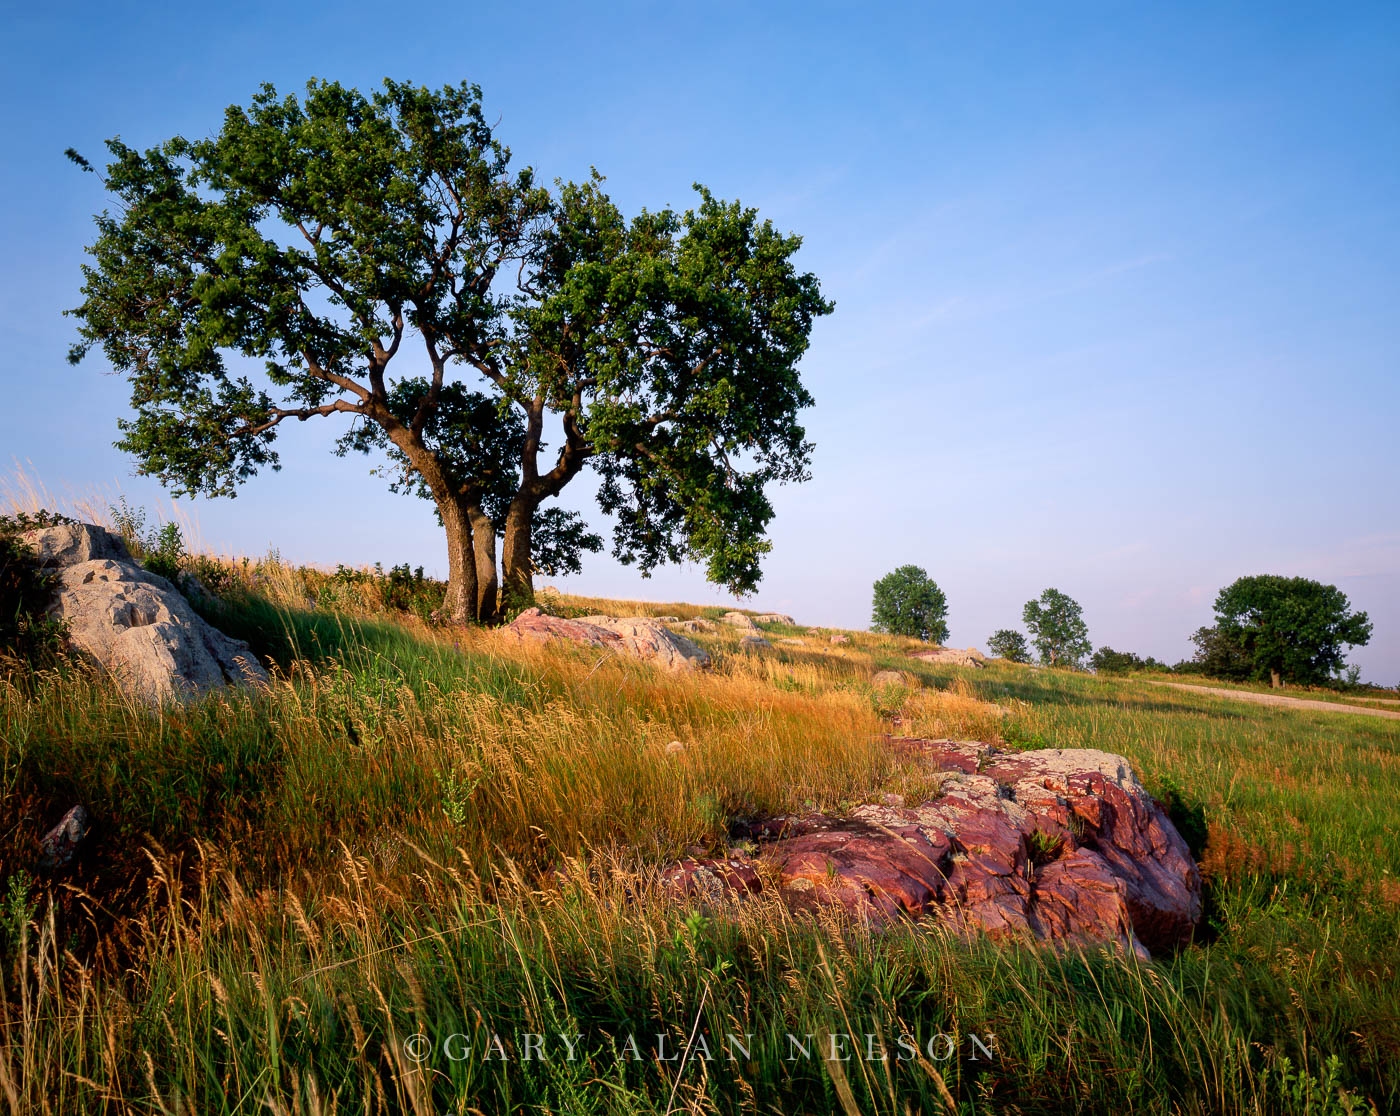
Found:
[1,538,1397,1113]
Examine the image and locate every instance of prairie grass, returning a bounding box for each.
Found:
[1,544,1397,1113]
[1133,670,1400,710]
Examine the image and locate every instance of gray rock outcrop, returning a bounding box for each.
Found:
[503,609,710,672]
[21,523,269,705]
[912,646,987,668]
[579,615,711,671]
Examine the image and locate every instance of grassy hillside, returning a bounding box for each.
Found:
[1,552,1397,1114]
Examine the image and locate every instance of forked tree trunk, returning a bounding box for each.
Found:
[500,493,537,612]
[438,498,479,626]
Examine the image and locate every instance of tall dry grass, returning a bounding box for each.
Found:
[1,495,1396,1112]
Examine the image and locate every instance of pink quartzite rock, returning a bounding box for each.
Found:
[660,857,763,903]
[663,741,1202,958]
[503,609,710,671]
[502,608,624,650]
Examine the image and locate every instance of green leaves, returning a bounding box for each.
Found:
[871,565,950,643]
[547,184,828,593]
[70,77,829,600]
[988,628,1031,663]
[1022,588,1091,668]
[1213,575,1371,686]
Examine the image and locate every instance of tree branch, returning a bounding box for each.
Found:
[238,398,365,437]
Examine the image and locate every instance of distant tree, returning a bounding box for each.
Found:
[1186,625,1252,681]
[987,629,1030,663]
[1022,588,1091,668]
[1212,575,1371,687]
[66,79,831,624]
[1090,647,1167,675]
[871,565,949,643]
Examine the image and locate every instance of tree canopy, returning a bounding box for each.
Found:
[1090,646,1167,675]
[1022,588,1091,668]
[1212,575,1371,686]
[67,78,832,622]
[987,628,1030,663]
[1184,624,1252,681]
[870,565,949,643]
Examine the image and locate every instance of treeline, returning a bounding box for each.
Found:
[1089,576,1375,690]
[873,566,1380,691]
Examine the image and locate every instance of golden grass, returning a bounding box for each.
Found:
[3,505,1399,1111]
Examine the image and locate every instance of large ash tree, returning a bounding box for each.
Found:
[67,79,831,623]
[1212,574,1371,687]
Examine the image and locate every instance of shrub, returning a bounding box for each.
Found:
[144,522,185,581]
[108,498,186,581]
[1090,647,1169,675]
[0,510,72,666]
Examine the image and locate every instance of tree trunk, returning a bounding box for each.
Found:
[1270,670,1282,690]
[438,498,479,626]
[468,504,500,624]
[373,410,489,625]
[501,493,537,612]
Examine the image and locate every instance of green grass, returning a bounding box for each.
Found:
[1130,670,1400,710]
[1,572,1397,1114]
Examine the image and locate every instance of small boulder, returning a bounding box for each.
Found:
[872,669,917,689]
[39,805,89,871]
[672,617,716,634]
[754,613,795,625]
[739,634,772,650]
[721,611,760,631]
[830,634,851,646]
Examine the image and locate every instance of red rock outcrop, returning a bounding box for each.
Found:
[666,741,1202,958]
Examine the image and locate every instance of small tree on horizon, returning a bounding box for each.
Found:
[987,629,1030,663]
[871,565,949,643]
[66,78,831,624]
[1022,588,1091,668]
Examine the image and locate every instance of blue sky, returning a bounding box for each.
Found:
[3,1,1397,680]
